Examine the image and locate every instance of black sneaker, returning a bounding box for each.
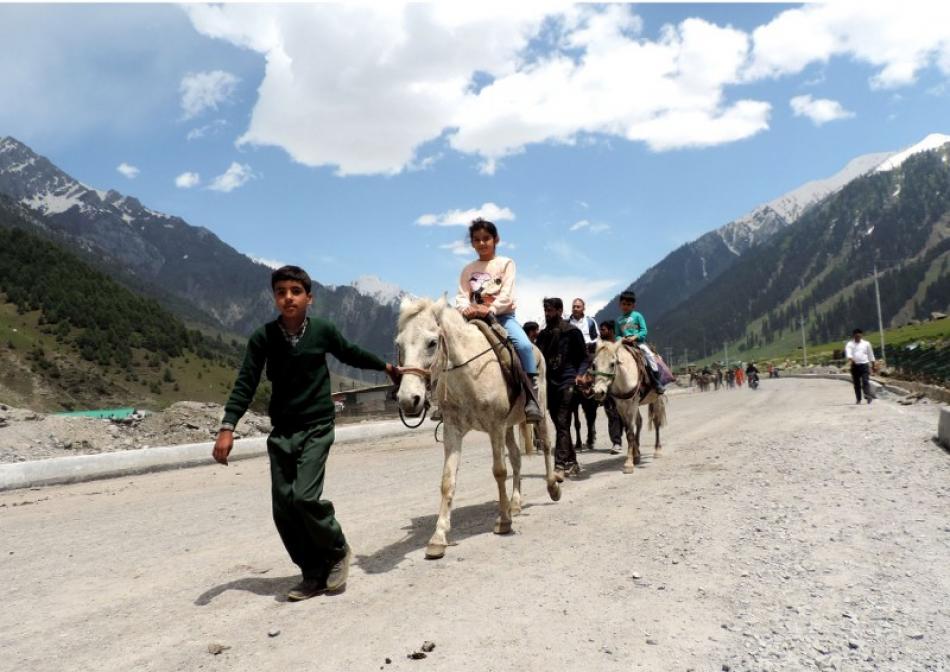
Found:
[326,545,352,592]
[287,577,325,602]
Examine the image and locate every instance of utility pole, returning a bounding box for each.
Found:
[724,342,729,368]
[873,261,886,364]
[800,316,808,367]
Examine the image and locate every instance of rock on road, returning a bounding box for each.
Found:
[1,378,947,672]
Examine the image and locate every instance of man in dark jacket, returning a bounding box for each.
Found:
[536,297,589,479]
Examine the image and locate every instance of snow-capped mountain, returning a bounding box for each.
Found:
[594,134,950,328]
[717,151,894,255]
[350,275,412,306]
[873,133,950,173]
[0,137,399,378]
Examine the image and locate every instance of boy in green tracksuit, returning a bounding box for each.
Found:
[614,290,664,394]
[213,265,400,601]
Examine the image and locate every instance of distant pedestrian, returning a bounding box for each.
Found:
[846,328,876,404]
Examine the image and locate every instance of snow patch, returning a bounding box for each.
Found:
[22,192,82,215]
[717,150,893,254]
[351,275,410,305]
[874,133,950,173]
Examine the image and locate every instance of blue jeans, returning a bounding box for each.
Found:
[496,312,537,375]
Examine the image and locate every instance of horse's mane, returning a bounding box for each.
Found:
[397,297,434,331]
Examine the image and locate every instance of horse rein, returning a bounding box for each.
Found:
[589,353,638,400]
[395,332,508,428]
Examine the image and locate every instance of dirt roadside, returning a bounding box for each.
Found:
[0,378,946,672]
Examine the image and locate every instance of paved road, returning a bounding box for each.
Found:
[1,379,947,671]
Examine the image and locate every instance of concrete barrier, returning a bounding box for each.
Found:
[939,407,950,450]
[0,419,426,493]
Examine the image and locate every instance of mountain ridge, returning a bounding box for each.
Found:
[0,136,398,381]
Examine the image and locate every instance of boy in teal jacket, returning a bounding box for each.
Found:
[615,290,664,394]
[213,265,400,601]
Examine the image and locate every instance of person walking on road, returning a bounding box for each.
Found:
[213,265,401,601]
[846,328,877,404]
[537,297,589,480]
[568,298,599,451]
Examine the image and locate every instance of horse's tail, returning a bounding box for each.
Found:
[649,394,668,431]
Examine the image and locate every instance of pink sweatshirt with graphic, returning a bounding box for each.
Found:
[455,256,517,316]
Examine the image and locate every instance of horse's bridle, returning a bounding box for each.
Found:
[589,350,638,400]
[395,329,508,428]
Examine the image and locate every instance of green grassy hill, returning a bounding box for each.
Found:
[683,317,950,373]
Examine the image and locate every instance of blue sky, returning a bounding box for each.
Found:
[2,3,949,322]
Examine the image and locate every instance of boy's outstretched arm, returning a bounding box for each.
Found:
[212,330,267,466]
[213,429,233,466]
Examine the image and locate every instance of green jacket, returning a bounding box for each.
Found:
[223,317,387,429]
[615,310,647,341]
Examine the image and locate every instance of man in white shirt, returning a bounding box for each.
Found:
[569,298,599,450]
[845,328,876,404]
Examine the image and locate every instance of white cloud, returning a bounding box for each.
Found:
[175,171,201,189]
[416,202,515,227]
[208,162,255,192]
[186,118,228,141]
[116,162,139,179]
[570,219,610,233]
[180,70,240,120]
[747,3,950,89]
[184,3,950,175]
[440,240,472,257]
[185,5,770,175]
[440,238,515,256]
[789,95,854,125]
[516,274,621,325]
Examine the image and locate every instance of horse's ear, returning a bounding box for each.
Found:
[399,295,415,313]
[433,293,448,312]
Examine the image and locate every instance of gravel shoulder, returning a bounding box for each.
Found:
[0,379,947,672]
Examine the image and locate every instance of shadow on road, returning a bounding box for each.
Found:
[354,499,503,575]
[194,574,300,605]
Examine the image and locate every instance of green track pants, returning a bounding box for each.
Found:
[266,421,347,580]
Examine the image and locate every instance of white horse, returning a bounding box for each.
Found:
[395,297,561,559]
[589,340,667,474]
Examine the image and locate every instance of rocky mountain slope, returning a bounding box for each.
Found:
[650,141,950,359]
[595,148,896,326]
[0,137,399,380]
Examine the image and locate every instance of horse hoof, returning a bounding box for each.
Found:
[494,520,513,535]
[425,544,446,559]
[653,450,662,458]
[622,465,635,475]
[633,455,642,466]
[510,503,523,517]
[548,483,562,502]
